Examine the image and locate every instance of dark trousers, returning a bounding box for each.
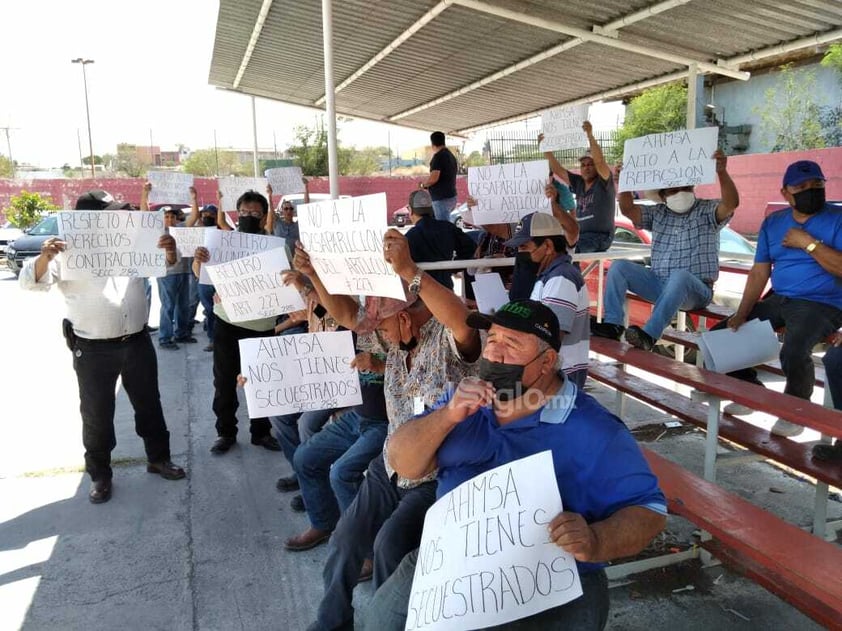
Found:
[198,283,216,342]
[715,293,842,399]
[823,346,842,410]
[73,330,171,482]
[212,317,272,439]
[314,454,437,630]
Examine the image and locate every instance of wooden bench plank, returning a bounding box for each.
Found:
[590,336,842,440]
[587,362,842,486]
[644,448,842,629]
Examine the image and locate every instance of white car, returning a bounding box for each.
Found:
[0,222,23,257]
[278,193,350,215]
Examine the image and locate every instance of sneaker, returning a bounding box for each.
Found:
[770,418,804,437]
[203,343,214,352]
[591,322,625,340]
[159,341,179,350]
[723,401,753,415]
[625,326,655,351]
[811,441,842,461]
[175,336,198,343]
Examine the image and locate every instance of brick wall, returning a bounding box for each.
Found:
[2,146,840,233]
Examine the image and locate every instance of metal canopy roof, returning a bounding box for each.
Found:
[209,0,842,136]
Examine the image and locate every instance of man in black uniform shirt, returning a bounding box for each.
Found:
[418,131,458,222]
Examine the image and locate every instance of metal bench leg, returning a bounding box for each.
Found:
[615,364,628,418]
[597,259,605,322]
[812,482,829,540]
[675,311,686,363]
[703,396,722,483]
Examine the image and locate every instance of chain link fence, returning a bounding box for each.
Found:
[485,130,619,168]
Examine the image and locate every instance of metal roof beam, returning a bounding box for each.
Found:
[451,0,749,80]
[314,1,451,106]
[232,0,275,89]
[724,26,842,66]
[389,0,695,121]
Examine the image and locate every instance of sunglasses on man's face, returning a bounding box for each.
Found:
[282,206,294,211]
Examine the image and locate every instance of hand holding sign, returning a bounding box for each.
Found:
[382,228,415,279]
[618,127,718,192]
[548,512,598,562]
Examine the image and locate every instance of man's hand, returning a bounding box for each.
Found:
[537,132,544,145]
[782,227,814,250]
[281,270,306,289]
[157,234,176,253]
[39,237,66,262]
[266,183,274,199]
[142,181,152,195]
[351,352,385,374]
[727,312,747,332]
[302,177,309,188]
[548,511,599,562]
[444,377,494,425]
[383,229,416,280]
[582,120,593,136]
[189,186,197,202]
[545,181,557,200]
[194,246,210,263]
[293,242,316,277]
[713,149,727,174]
[830,330,842,347]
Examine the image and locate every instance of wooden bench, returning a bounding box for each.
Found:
[589,336,842,538]
[644,448,842,630]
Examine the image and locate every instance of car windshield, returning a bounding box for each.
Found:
[719,227,755,255]
[28,215,58,236]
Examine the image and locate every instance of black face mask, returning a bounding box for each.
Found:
[201,216,217,227]
[399,337,418,352]
[478,351,545,402]
[238,215,262,233]
[792,187,826,215]
[515,251,539,273]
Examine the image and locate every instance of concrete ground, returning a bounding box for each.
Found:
[0,266,839,631]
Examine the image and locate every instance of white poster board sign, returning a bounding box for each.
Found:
[265,167,305,196]
[618,127,718,192]
[699,318,780,374]
[406,451,581,631]
[200,230,288,284]
[239,330,362,417]
[168,226,214,257]
[218,177,269,211]
[205,248,305,323]
[468,161,551,225]
[298,193,406,300]
[471,273,509,315]
[540,105,589,152]
[146,171,194,205]
[57,211,167,280]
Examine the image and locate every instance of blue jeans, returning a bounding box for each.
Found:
[603,260,713,340]
[271,409,333,466]
[294,411,388,531]
[362,550,608,631]
[824,345,842,410]
[431,196,457,222]
[198,283,216,341]
[157,273,192,343]
[576,231,613,253]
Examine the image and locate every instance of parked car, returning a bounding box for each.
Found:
[449,203,475,228]
[6,214,60,276]
[0,222,23,258]
[391,205,410,227]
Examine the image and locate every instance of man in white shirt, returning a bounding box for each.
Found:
[19,190,186,504]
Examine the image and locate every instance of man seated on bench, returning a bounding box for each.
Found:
[718,160,842,437]
[592,150,738,350]
[814,331,842,460]
[364,300,667,630]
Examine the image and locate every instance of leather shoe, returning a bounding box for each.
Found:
[290,494,305,513]
[146,460,186,480]
[251,434,282,451]
[284,527,332,551]
[210,436,236,454]
[276,475,300,492]
[358,558,373,583]
[89,479,112,504]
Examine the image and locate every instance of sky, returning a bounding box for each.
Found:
[0,1,623,169]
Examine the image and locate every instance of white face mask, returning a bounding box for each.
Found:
[665,191,696,213]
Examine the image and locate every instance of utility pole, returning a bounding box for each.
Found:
[0,126,18,178]
[213,129,220,177]
[71,58,96,178]
[149,128,155,167]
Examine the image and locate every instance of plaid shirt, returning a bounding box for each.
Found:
[639,199,727,283]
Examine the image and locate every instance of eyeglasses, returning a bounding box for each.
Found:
[238,210,264,218]
[282,206,294,211]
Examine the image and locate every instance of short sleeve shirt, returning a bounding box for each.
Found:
[428,148,458,200]
[567,172,616,234]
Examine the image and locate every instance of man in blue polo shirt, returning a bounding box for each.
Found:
[722,160,842,437]
[364,299,667,630]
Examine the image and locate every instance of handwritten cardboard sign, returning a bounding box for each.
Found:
[540,105,589,152]
[146,171,194,205]
[468,161,551,225]
[168,226,214,257]
[265,166,305,197]
[57,211,167,280]
[199,229,288,284]
[218,177,269,212]
[239,330,362,417]
[406,450,581,630]
[297,193,406,300]
[205,248,305,323]
[618,127,718,192]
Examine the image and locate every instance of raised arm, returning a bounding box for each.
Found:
[216,190,232,231]
[538,133,570,186]
[184,186,200,227]
[303,177,310,204]
[264,183,276,235]
[714,150,739,223]
[545,181,579,246]
[383,228,481,360]
[583,121,611,181]
[292,242,360,329]
[615,163,644,226]
[140,181,151,211]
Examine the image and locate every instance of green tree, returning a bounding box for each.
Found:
[754,64,825,152]
[0,155,13,178]
[181,149,249,177]
[114,144,150,177]
[611,83,688,162]
[4,191,58,229]
[821,42,842,74]
[464,151,487,167]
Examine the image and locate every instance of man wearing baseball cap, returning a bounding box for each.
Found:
[716,160,842,437]
[366,299,667,628]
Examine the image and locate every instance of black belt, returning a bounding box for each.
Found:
[77,326,148,345]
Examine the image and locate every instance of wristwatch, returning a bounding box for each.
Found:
[408,271,423,296]
[805,240,821,253]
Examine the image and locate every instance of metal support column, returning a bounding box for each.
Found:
[322,0,340,199]
[686,63,698,130]
[252,96,259,178]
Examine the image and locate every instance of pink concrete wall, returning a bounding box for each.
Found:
[2,146,839,234]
